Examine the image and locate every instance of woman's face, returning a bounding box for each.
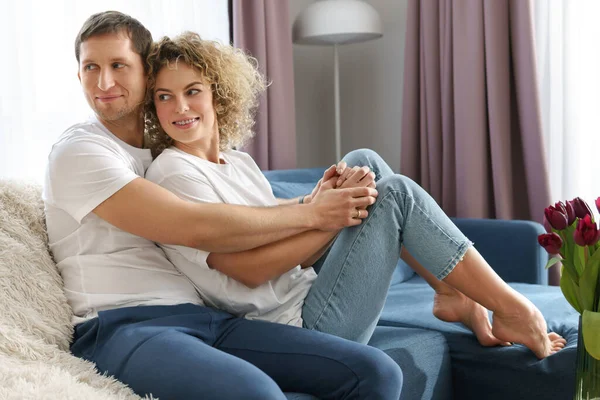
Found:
[154,62,217,151]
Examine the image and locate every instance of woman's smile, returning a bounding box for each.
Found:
[172,117,200,129]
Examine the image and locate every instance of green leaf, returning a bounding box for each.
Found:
[580,248,600,310]
[561,269,583,313]
[561,258,580,284]
[564,225,575,251]
[545,256,562,270]
[559,229,571,258]
[575,245,586,276]
[583,310,600,360]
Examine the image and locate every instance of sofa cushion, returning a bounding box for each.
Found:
[368,326,452,400]
[378,277,579,400]
[269,181,315,200]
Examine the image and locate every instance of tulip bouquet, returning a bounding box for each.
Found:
[538,197,600,360]
[538,197,600,399]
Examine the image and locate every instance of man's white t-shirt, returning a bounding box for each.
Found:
[43,118,201,324]
[145,148,317,327]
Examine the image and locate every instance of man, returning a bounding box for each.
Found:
[43,10,401,400]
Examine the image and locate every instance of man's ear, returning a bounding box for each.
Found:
[77,70,81,83]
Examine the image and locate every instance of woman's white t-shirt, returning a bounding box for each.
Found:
[145,148,317,327]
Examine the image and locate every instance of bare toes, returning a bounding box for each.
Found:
[548,332,564,341]
[552,342,565,350]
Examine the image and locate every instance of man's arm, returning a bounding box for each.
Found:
[93,177,377,253]
[277,196,306,206]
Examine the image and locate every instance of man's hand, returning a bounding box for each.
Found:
[309,185,377,231]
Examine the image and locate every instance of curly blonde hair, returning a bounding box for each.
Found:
[144,32,267,158]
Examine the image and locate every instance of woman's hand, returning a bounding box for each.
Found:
[335,162,376,190]
[304,161,376,204]
[334,163,376,213]
[304,165,338,204]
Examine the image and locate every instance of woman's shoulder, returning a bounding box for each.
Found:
[223,149,259,167]
[146,148,198,182]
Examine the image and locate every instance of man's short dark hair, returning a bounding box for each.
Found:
[75,11,152,70]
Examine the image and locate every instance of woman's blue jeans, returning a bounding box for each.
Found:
[302,149,471,344]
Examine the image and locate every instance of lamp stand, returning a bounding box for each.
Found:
[334,43,341,162]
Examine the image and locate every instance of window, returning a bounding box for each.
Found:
[534,0,600,213]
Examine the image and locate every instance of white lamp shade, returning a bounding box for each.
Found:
[293,0,383,45]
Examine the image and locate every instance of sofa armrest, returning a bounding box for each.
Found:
[451,218,548,285]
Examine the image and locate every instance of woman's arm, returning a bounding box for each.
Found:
[207,229,339,288]
[208,167,377,287]
[300,235,338,268]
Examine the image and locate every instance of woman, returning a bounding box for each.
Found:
[145,32,565,361]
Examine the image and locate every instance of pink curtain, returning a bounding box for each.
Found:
[232,0,297,170]
[401,0,558,284]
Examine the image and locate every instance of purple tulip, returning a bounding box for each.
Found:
[573,215,600,247]
[569,197,593,220]
[565,201,576,226]
[596,197,600,215]
[543,216,552,233]
[544,205,568,230]
[538,233,563,254]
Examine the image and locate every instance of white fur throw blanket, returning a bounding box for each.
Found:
[0,180,146,400]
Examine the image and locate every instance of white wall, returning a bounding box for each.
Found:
[289,0,408,171]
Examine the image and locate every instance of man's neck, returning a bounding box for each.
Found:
[97,113,144,148]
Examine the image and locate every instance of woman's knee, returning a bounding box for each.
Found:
[343,148,382,167]
[376,174,419,197]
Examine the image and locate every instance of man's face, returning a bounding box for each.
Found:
[77,32,147,122]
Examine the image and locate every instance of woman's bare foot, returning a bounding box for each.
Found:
[491,298,567,359]
[433,287,509,347]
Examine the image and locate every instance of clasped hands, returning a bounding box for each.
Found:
[303,161,378,226]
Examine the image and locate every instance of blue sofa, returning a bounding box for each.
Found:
[263,168,579,400]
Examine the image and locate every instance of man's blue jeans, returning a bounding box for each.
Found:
[71,303,403,400]
[302,149,471,344]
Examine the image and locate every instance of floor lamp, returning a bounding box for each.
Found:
[292,0,383,161]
